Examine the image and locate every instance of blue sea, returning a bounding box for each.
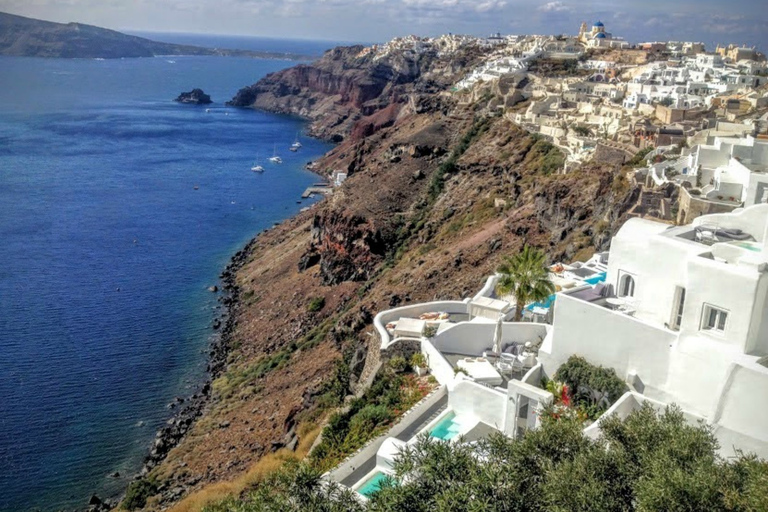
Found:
[0,36,335,512]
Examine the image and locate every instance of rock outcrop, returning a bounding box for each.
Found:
[227,43,487,140]
[174,89,212,105]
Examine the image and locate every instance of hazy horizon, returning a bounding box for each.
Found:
[1,0,767,51]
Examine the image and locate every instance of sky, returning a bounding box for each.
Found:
[1,0,767,50]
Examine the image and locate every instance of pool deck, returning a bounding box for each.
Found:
[395,395,448,441]
[462,421,500,442]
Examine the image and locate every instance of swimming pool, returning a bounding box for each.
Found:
[429,412,462,441]
[357,471,388,497]
[526,293,557,311]
[730,241,762,252]
[584,271,608,285]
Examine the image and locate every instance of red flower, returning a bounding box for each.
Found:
[560,385,571,407]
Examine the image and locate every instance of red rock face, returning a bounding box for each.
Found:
[301,210,386,285]
[227,43,486,141]
[350,103,402,141]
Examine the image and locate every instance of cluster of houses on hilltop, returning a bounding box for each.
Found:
[441,21,768,173]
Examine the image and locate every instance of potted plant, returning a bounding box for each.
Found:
[411,353,428,377]
[388,356,408,374]
[423,324,438,338]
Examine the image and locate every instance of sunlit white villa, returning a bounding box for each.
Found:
[647,134,768,221]
[327,203,768,498]
[542,204,768,457]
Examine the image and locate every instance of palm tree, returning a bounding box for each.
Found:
[496,245,556,321]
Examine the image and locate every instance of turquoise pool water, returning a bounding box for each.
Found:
[585,271,608,285]
[358,472,388,497]
[731,241,762,252]
[429,412,462,440]
[527,294,557,311]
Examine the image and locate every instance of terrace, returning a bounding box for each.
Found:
[423,320,552,390]
[375,295,514,351]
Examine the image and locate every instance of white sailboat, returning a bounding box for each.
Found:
[251,153,264,172]
[291,132,302,149]
[268,144,282,164]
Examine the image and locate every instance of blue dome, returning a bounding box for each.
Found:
[595,33,607,39]
[594,21,604,27]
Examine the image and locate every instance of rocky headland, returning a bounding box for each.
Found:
[174,89,213,105]
[128,36,642,510]
[0,11,310,60]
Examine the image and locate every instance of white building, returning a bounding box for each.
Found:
[540,204,768,457]
[656,134,768,205]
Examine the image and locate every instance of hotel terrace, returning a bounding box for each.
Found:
[325,203,768,499]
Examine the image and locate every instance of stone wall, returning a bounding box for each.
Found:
[677,187,739,224]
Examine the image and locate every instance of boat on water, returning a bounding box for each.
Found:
[291,132,302,149]
[269,144,282,164]
[290,147,299,152]
[251,153,265,172]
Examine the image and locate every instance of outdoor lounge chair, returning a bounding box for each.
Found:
[570,283,613,303]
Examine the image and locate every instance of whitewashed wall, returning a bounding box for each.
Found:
[432,322,550,356]
[375,301,469,350]
[542,293,676,397]
[422,339,457,386]
[449,379,507,430]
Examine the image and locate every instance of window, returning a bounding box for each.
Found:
[702,304,728,332]
[671,287,686,330]
[619,273,635,297]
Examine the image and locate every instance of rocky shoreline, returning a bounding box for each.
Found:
[85,239,256,511]
[88,158,333,510]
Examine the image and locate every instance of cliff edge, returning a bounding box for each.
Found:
[133,37,641,510]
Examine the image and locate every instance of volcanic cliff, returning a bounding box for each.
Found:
[132,39,641,510]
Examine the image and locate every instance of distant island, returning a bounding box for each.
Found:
[0,11,310,60]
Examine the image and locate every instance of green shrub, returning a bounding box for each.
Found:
[626,147,653,167]
[554,355,629,419]
[122,477,158,510]
[389,356,408,373]
[206,405,768,512]
[410,353,427,368]
[423,325,438,338]
[307,296,326,312]
[344,405,394,448]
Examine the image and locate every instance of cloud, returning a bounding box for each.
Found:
[2,0,766,49]
[539,1,569,12]
[400,0,507,11]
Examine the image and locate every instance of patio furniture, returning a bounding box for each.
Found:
[393,317,427,339]
[468,296,512,320]
[570,283,614,303]
[510,357,525,377]
[457,358,503,386]
[496,360,514,376]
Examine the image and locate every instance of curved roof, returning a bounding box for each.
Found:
[594,21,604,27]
[613,217,670,242]
[595,32,607,39]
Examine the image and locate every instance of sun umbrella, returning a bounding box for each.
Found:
[492,313,503,355]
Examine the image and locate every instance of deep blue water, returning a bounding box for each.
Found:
[0,49,332,512]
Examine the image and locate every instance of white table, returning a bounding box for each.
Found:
[605,297,626,309]
[457,358,503,386]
